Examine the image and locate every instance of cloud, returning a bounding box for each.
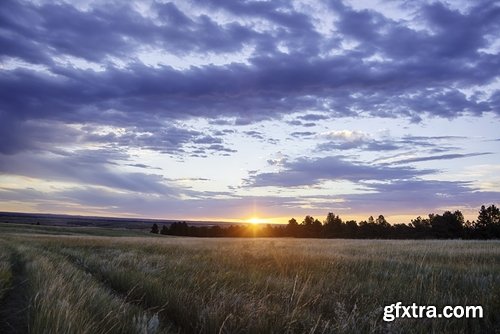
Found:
[249,156,433,187]
[0,116,236,156]
[0,185,304,219]
[126,163,162,170]
[343,179,500,215]
[287,120,317,127]
[243,130,265,140]
[285,178,500,217]
[392,152,492,164]
[297,114,330,121]
[317,130,400,151]
[0,149,176,195]
[0,0,262,64]
[3,178,497,220]
[290,131,316,138]
[316,131,474,153]
[267,152,288,166]
[324,130,367,141]
[1,0,498,143]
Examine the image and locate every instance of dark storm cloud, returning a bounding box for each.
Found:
[1,0,498,146]
[0,0,260,64]
[199,0,314,30]
[331,0,500,65]
[0,0,145,64]
[153,2,261,54]
[198,0,322,54]
[248,156,433,187]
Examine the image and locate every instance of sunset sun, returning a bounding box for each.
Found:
[248,217,266,225]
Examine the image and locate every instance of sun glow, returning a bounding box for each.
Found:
[247,217,266,225]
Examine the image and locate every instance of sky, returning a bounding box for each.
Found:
[0,0,499,224]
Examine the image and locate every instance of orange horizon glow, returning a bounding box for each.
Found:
[0,207,481,226]
[200,212,481,225]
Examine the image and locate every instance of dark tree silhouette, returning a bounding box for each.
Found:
[154,204,500,239]
[376,215,389,228]
[324,212,343,237]
[345,220,358,238]
[160,225,169,235]
[301,215,322,237]
[150,223,159,234]
[476,204,500,238]
[411,216,431,238]
[429,211,464,238]
[287,218,299,237]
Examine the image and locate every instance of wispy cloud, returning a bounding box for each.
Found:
[392,152,492,164]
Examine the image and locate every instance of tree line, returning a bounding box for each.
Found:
[151,204,500,239]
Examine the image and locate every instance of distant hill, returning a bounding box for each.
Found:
[0,211,240,229]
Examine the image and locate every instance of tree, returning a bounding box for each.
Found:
[376,215,389,227]
[345,220,358,238]
[312,218,323,237]
[169,222,189,236]
[302,215,318,237]
[160,225,169,235]
[360,216,378,238]
[411,216,431,238]
[287,218,299,237]
[476,204,500,238]
[324,212,343,237]
[150,223,159,234]
[430,211,463,238]
[302,215,315,226]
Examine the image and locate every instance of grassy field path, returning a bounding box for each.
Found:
[0,250,29,334]
[58,249,180,333]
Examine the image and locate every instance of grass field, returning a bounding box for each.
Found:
[0,224,499,333]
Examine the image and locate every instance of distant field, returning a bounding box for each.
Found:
[0,222,155,237]
[0,224,499,333]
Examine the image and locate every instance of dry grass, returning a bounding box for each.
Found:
[21,245,167,334]
[1,233,499,333]
[0,241,13,300]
